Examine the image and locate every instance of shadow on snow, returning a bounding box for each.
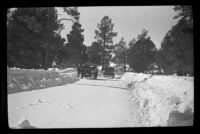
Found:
[74,83,128,90]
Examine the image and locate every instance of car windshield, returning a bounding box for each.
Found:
[105,67,114,72]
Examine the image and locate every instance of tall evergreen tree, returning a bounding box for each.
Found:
[87,41,104,65]
[113,37,128,72]
[127,29,157,73]
[94,16,117,70]
[54,7,82,68]
[157,5,193,76]
[65,7,85,67]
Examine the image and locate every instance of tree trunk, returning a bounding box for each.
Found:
[123,52,126,72]
[43,8,51,70]
[102,37,106,70]
[44,48,49,70]
[41,48,45,69]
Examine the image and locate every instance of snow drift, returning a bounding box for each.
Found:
[7,67,78,94]
[121,72,194,126]
[15,118,37,129]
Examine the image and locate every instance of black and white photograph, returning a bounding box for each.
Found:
[6,6,194,128]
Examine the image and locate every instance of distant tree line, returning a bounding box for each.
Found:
[87,6,193,76]
[7,6,193,76]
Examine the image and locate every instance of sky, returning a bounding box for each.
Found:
[57,6,179,49]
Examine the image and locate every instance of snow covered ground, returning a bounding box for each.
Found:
[7,67,78,94]
[7,68,194,128]
[8,77,136,128]
[121,72,194,126]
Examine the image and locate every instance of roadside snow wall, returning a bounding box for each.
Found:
[121,72,194,126]
[7,67,78,94]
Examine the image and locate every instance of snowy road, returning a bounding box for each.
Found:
[8,77,136,128]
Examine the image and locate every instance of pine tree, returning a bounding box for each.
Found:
[114,37,128,72]
[94,16,117,70]
[127,29,157,73]
[157,6,193,76]
[65,7,85,67]
[87,41,104,65]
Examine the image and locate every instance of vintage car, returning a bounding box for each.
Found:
[80,63,98,80]
[103,67,115,78]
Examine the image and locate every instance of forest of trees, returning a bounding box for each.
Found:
[7,6,193,76]
[156,6,193,76]
[7,7,83,69]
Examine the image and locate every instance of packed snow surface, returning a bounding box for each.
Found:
[121,72,194,126]
[8,77,136,128]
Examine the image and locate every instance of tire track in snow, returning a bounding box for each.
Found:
[8,78,136,128]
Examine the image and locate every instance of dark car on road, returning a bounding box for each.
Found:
[103,67,115,78]
[80,63,98,80]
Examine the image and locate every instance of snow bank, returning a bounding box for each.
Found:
[121,72,194,126]
[14,118,37,129]
[121,72,151,84]
[7,67,78,94]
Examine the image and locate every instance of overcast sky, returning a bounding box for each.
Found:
[57,6,179,48]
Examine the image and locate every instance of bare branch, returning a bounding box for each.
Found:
[57,18,77,23]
